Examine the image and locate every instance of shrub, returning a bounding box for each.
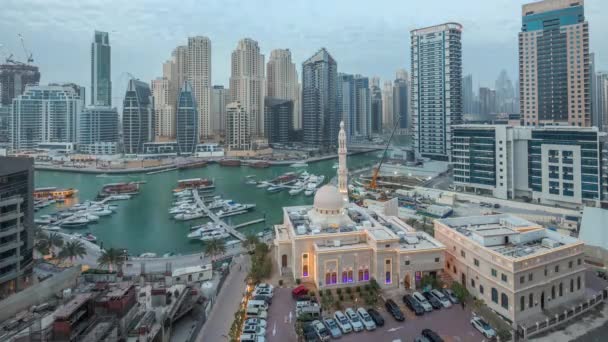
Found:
[334,301,342,310]
[278,279,283,286]
[339,294,344,301]
[325,289,332,296]
[370,278,380,291]
[319,290,323,297]
[309,291,315,297]
[497,329,512,341]
[295,278,301,285]
[355,286,361,293]
[336,288,342,295]
[350,294,355,300]
[364,284,371,292]
[345,287,352,294]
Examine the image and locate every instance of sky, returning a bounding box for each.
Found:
[1,0,607,105]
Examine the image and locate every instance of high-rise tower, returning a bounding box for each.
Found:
[187,36,212,138]
[267,49,299,130]
[91,30,111,106]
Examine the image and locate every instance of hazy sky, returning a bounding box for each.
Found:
[1,0,607,105]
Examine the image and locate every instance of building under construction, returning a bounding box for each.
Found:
[0,63,40,106]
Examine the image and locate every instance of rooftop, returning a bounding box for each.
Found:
[172,264,212,278]
[54,293,95,320]
[102,282,134,299]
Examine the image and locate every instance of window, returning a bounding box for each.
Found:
[569,261,573,269]
[501,293,509,310]
[529,293,534,308]
[551,285,556,299]
[520,276,525,284]
[570,278,574,292]
[447,261,451,270]
[578,258,582,266]
[555,265,559,273]
[544,268,548,277]
[520,296,525,312]
[302,253,309,277]
[434,257,439,263]
[405,260,410,265]
[529,273,533,281]
[471,279,476,288]
[474,259,479,267]
[461,250,466,258]
[491,288,498,303]
[501,274,508,283]
[559,282,563,297]
[577,276,581,290]
[491,269,497,277]
[480,285,484,294]
[385,259,392,284]
[453,265,457,274]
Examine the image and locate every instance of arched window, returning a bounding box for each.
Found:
[520,296,525,312]
[331,272,337,284]
[501,293,509,310]
[358,269,364,281]
[325,272,331,285]
[528,293,533,308]
[347,270,353,283]
[570,278,574,292]
[551,285,556,299]
[559,282,563,297]
[364,269,370,281]
[480,285,484,294]
[491,288,498,303]
[342,271,348,283]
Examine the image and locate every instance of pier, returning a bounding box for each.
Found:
[233,218,265,229]
[192,191,246,241]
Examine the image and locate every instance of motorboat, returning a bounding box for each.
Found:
[89,206,112,216]
[73,233,83,238]
[200,230,230,241]
[289,187,304,196]
[83,233,97,243]
[42,226,61,231]
[174,211,206,221]
[267,186,283,193]
[332,163,339,169]
[60,217,89,228]
[77,213,99,222]
[107,194,131,201]
[245,175,258,185]
[290,162,308,168]
[139,252,157,258]
[188,225,223,239]
[35,217,52,225]
[256,182,270,188]
[304,189,315,196]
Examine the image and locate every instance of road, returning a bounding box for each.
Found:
[196,254,250,342]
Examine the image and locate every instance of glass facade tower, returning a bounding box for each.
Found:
[91,31,112,106]
[176,81,199,155]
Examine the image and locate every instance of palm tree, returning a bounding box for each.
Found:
[243,234,260,252]
[34,239,50,258]
[204,238,226,262]
[47,232,64,257]
[97,248,124,273]
[58,240,87,265]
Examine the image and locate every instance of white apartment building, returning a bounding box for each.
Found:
[187,37,212,138]
[225,101,250,150]
[435,214,586,323]
[151,77,175,139]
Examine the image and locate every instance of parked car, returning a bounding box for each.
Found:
[345,308,364,332]
[323,318,342,339]
[334,311,353,334]
[242,324,266,336]
[422,291,442,309]
[403,294,425,315]
[366,308,385,327]
[471,316,497,339]
[356,308,377,331]
[239,333,266,342]
[421,329,444,342]
[245,307,268,319]
[430,289,452,308]
[296,295,312,302]
[253,294,272,305]
[247,300,269,311]
[292,285,309,299]
[302,322,318,342]
[311,320,331,341]
[384,299,405,321]
[244,318,267,329]
[442,288,459,304]
[414,337,431,342]
[256,283,274,291]
[254,287,274,297]
[412,292,433,312]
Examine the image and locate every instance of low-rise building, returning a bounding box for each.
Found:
[434,214,586,323]
[171,264,212,285]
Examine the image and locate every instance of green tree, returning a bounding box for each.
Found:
[204,238,226,261]
[47,232,64,257]
[97,248,124,273]
[451,282,470,303]
[58,240,87,265]
[34,239,50,257]
[243,234,260,252]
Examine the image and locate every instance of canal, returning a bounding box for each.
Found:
[34,152,382,255]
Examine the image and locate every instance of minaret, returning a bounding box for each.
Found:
[338,120,348,201]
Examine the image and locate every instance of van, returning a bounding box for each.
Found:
[245,307,268,319]
[247,300,269,311]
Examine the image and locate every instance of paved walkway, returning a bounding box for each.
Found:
[196,254,250,342]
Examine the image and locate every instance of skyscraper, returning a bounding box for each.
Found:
[91,31,111,106]
[411,23,463,161]
[264,97,294,144]
[371,82,383,134]
[393,70,409,131]
[78,106,119,155]
[211,85,228,136]
[230,39,265,137]
[595,72,608,132]
[479,87,497,118]
[122,79,154,154]
[519,0,590,126]
[302,48,338,148]
[462,74,474,114]
[225,101,250,150]
[337,74,370,139]
[175,81,199,155]
[11,85,82,150]
[0,63,40,106]
[495,70,516,113]
[151,77,174,139]
[0,157,34,295]
[382,81,394,130]
[267,49,300,130]
[187,36,212,138]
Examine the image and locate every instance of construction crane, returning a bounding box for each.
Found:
[18,34,34,64]
[369,116,400,190]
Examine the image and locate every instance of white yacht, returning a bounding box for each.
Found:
[289,187,304,196]
[304,189,315,196]
[200,230,229,241]
[174,211,206,221]
[188,225,224,239]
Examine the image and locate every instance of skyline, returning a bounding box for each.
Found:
[1,0,607,103]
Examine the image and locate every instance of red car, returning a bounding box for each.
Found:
[292,285,308,299]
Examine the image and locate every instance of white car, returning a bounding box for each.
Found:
[430,289,452,308]
[356,307,377,331]
[242,324,266,336]
[413,292,433,312]
[345,308,364,332]
[240,333,265,342]
[333,311,353,334]
[253,287,273,298]
[244,318,267,329]
[256,283,274,291]
[471,316,496,339]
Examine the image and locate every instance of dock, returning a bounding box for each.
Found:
[233,218,266,229]
[192,191,246,241]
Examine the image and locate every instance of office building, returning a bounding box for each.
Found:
[452,124,603,207]
[151,77,175,139]
[267,49,300,130]
[519,0,590,126]
[0,157,34,296]
[338,74,371,139]
[462,74,474,114]
[302,48,338,148]
[230,38,265,137]
[78,106,119,155]
[495,70,516,114]
[371,83,382,134]
[382,81,394,130]
[91,31,111,106]
[393,71,409,131]
[122,79,154,154]
[0,63,40,107]
[0,105,10,143]
[435,214,586,323]
[187,36,212,138]
[264,97,293,144]
[411,23,463,160]
[479,87,497,118]
[225,101,250,150]
[592,71,608,132]
[11,85,82,150]
[275,122,446,289]
[211,85,228,136]
[175,82,199,155]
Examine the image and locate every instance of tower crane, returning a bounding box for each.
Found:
[18,34,34,64]
[368,116,400,190]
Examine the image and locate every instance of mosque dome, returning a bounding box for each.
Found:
[313,185,344,215]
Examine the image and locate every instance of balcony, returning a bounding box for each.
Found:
[0,255,21,269]
[0,211,22,223]
[0,268,18,283]
[0,240,22,254]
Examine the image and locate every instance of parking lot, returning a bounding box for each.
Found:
[265,287,488,342]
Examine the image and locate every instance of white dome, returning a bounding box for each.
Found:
[313,185,344,213]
